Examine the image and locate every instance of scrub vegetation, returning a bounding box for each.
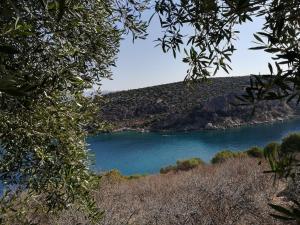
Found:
[40,158,289,225]
[211,150,247,164]
[211,147,264,164]
[160,157,205,174]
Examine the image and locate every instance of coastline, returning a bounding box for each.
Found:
[108,114,300,134]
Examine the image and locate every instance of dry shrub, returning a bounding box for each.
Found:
[50,157,291,225]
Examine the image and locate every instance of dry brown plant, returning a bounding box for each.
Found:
[50,157,293,225]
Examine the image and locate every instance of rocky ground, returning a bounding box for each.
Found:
[99,76,300,132]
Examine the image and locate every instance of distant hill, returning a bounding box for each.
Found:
[99,76,299,132]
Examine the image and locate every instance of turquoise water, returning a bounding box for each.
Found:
[88,119,300,175]
[1,119,300,194]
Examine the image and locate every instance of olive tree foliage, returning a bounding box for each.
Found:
[0,0,149,223]
[154,0,300,105]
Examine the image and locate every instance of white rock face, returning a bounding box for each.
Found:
[205,123,213,129]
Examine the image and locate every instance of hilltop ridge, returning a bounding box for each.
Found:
[100,76,299,132]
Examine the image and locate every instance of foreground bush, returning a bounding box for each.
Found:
[211,150,246,164]
[281,133,300,154]
[160,158,204,174]
[263,133,300,222]
[0,1,149,223]
[263,142,281,161]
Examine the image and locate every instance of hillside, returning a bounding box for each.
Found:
[100,76,299,131]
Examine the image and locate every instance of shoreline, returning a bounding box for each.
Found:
[106,114,300,134]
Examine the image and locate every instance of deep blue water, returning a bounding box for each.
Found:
[88,119,300,175]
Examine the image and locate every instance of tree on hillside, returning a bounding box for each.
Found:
[0,0,149,224]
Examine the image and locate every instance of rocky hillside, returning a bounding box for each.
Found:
[100,76,299,131]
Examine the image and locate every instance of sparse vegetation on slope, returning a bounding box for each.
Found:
[100,76,299,132]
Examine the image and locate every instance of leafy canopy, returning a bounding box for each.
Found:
[0,0,149,223]
[154,0,300,105]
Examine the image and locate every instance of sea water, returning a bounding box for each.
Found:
[89,119,300,175]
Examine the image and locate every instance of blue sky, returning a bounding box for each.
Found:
[101,11,272,92]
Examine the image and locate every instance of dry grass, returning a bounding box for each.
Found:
[50,157,292,225]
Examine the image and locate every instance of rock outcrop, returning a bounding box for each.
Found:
[150,93,293,131]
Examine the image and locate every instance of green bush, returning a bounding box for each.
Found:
[281,133,300,154]
[102,169,126,182]
[211,150,246,164]
[264,142,281,159]
[245,147,264,158]
[160,158,204,174]
[160,165,177,174]
[176,158,205,171]
[263,136,300,182]
[102,170,146,181]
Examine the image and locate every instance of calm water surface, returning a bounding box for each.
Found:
[89,119,300,175]
[1,119,300,195]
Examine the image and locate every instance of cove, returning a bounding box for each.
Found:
[88,118,300,175]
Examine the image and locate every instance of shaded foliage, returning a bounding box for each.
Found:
[154,0,300,106]
[245,146,264,158]
[0,0,149,223]
[263,133,300,223]
[264,133,299,180]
